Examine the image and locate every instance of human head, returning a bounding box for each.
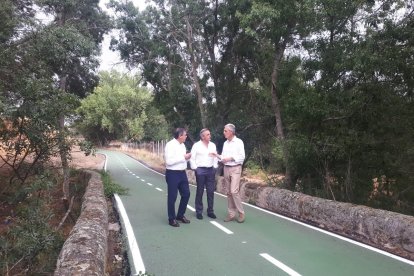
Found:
[199,128,211,143]
[174,128,187,143]
[223,123,235,140]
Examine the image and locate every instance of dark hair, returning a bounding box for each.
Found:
[174,128,187,139]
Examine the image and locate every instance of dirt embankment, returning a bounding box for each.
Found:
[0,147,126,275]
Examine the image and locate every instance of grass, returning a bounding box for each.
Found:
[100,170,128,197]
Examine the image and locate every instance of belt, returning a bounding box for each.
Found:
[166,169,186,172]
[224,164,241,167]
[197,166,213,169]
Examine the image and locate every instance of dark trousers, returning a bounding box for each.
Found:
[195,167,215,215]
[166,169,190,221]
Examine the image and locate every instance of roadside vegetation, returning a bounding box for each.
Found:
[1,0,413,274]
[79,1,414,216]
[101,170,128,198]
[0,169,87,275]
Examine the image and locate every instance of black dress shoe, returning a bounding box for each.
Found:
[207,213,217,219]
[176,216,190,224]
[169,220,180,227]
[196,213,203,220]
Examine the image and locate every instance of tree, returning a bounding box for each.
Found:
[236,0,318,188]
[105,0,414,214]
[35,0,111,200]
[0,0,63,187]
[0,0,110,201]
[110,0,200,130]
[76,71,168,144]
[295,0,414,208]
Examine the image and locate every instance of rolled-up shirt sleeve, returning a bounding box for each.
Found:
[233,139,245,164]
[189,143,197,170]
[212,143,219,168]
[221,136,245,166]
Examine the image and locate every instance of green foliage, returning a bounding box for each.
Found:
[100,170,128,197]
[0,0,111,184]
[77,70,168,144]
[78,140,96,156]
[110,0,258,135]
[9,171,55,204]
[0,207,64,275]
[143,106,170,141]
[74,0,413,214]
[244,160,263,176]
[0,171,64,275]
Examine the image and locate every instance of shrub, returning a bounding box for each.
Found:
[100,170,128,197]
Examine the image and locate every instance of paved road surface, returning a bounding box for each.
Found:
[101,149,414,276]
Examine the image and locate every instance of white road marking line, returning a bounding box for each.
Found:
[187,205,195,212]
[147,182,153,186]
[111,151,414,266]
[210,221,234,234]
[245,202,414,266]
[131,156,165,176]
[114,194,146,275]
[136,176,140,178]
[141,179,145,182]
[132,173,135,176]
[260,253,301,276]
[155,188,163,192]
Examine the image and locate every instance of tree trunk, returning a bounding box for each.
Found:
[270,39,294,189]
[55,8,70,202]
[324,162,336,201]
[345,156,353,201]
[58,76,70,202]
[185,15,207,128]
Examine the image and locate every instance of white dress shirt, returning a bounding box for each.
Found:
[190,141,218,170]
[164,138,188,170]
[221,136,245,166]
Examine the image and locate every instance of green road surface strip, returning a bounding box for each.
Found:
[100,149,414,276]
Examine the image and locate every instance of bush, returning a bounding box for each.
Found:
[0,203,64,275]
[100,170,128,197]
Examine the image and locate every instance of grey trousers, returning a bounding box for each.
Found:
[194,167,215,215]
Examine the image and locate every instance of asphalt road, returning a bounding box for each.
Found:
[101,149,414,276]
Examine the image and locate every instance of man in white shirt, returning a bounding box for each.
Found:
[164,128,192,227]
[190,128,218,220]
[218,123,246,223]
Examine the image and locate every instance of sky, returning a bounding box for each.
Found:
[98,0,148,72]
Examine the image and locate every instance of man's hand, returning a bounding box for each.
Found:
[184,153,192,160]
[221,157,232,163]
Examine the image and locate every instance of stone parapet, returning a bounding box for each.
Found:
[55,170,108,275]
[187,170,414,261]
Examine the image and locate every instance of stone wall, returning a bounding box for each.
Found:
[55,170,108,275]
[187,170,414,261]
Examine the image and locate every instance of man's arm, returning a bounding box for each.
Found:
[165,142,186,166]
[233,139,245,164]
[212,143,219,168]
[189,143,197,170]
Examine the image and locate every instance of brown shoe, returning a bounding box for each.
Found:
[223,215,235,222]
[176,216,190,224]
[169,219,180,227]
[237,213,245,223]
